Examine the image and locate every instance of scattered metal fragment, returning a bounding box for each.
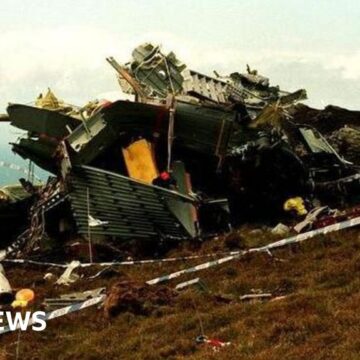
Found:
[44,288,106,309]
[175,278,208,292]
[43,273,56,281]
[196,335,231,351]
[239,293,272,302]
[106,56,147,101]
[0,265,12,304]
[88,215,109,228]
[294,206,337,233]
[59,287,106,301]
[271,223,291,236]
[56,260,81,286]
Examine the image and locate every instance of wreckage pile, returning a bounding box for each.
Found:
[0,42,360,358]
[2,42,360,257]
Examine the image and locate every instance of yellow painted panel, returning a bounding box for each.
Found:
[122,139,159,184]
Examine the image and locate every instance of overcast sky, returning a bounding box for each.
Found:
[0,0,360,176]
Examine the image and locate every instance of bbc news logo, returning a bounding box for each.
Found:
[0,311,47,332]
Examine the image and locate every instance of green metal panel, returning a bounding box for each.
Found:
[174,101,235,155]
[8,104,79,138]
[66,100,235,167]
[12,138,58,173]
[68,166,198,240]
[171,161,198,236]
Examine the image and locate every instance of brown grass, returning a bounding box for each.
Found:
[0,226,359,359]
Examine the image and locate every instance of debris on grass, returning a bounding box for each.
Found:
[196,335,231,351]
[56,261,81,286]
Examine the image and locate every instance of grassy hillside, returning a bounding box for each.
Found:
[0,226,359,359]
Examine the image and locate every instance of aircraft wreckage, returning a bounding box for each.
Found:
[2,43,360,257]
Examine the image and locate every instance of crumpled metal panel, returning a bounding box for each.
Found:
[8,104,79,138]
[66,101,167,166]
[117,43,307,116]
[174,101,234,156]
[183,69,229,103]
[66,100,234,167]
[12,138,58,173]
[130,43,186,96]
[67,112,107,152]
[68,166,198,239]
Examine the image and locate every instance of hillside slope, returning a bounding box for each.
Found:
[0,226,359,359]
